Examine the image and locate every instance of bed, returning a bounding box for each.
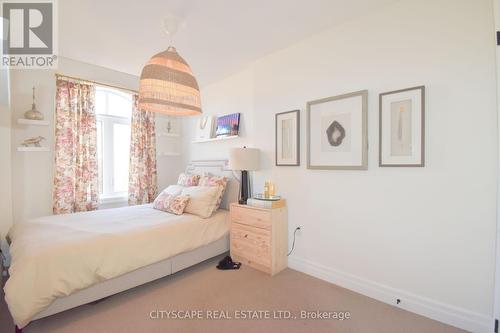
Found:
[4,160,238,330]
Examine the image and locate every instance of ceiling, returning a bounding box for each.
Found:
[59,0,398,86]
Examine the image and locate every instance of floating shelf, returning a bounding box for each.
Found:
[192,135,239,143]
[17,119,49,126]
[17,146,50,152]
[157,152,180,157]
[157,132,180,138]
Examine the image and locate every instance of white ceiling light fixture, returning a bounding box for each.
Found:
[138,14,202,116]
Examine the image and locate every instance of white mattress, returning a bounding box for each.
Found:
[5,204,229,328]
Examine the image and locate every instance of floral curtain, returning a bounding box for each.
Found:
[53,79,98,214]
[128,94,157,205]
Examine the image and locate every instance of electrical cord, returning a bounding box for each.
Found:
[287,226,301,256]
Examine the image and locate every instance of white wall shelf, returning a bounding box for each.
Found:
[17,147,50,152]
[157,132,180,138]
[157,152,181,157]
[17,119,49,126]
[192,135,239,143]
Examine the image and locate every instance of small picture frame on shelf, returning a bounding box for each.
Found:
[275,110,300,166]
[215,113,240,137]
[379,86,425,167]
[195,115,215,140]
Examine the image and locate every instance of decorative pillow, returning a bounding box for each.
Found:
[158,184,184,197]
[199,174,228,212]
[177,173,200,187]
[153,192,190,215]
[181,186,219,218]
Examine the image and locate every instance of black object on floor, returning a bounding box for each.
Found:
[216,256,241,270]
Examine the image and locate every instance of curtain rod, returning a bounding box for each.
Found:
[54,73,139,94]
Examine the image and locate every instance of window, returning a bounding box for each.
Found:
[95,87,133,200]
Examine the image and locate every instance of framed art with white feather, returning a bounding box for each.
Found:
[275,110,300,166]
[379,86,425,167]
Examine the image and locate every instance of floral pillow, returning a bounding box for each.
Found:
[177,173,200,187]
[153,192,190,215]
[199,174,228,211]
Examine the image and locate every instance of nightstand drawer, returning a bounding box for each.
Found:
[229,203,287,276]
[231,206,271,230]
[231,222,271,267]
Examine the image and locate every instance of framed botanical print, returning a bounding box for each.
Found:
[379,86,425,167]
[307,90,368,170]
[275,110,300,166]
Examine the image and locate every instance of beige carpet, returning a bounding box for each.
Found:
[1,255,467,333]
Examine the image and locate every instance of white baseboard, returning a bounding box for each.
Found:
[288,256,493,333]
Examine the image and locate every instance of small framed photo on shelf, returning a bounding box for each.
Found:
[215,113,240,137]
[379,86,425,167]
[195,115,215,140]
[307,90,368,170]
[275,110,300,166]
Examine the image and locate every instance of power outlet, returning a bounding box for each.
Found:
[288,226,302,256]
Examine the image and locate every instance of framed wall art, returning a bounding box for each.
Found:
[307,90,368,170]
[195,115,215,140]
[275,110,300,166]
[215,113,240,137]
[379,86,425,167]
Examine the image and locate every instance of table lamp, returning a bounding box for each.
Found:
[228,147,260,204]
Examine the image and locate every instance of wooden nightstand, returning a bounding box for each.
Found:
[229,203,288,275]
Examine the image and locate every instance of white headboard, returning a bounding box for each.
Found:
[185,160,239,210]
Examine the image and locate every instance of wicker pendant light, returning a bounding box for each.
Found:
[138,46,201,116]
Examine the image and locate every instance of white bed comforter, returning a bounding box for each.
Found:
[5,204,229,328]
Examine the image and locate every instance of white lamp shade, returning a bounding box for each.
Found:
[228,147,260,171]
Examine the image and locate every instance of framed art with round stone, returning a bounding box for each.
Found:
[307,90,368,170]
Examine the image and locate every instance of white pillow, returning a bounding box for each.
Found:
[181,186,219,218]
[158,185,184,197]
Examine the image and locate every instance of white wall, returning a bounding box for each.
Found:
[184,0,498,331]
[10,57,182,221]
[0,68,13,255]
[494,0,500,324]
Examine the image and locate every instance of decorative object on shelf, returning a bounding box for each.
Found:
[307,90,368,170]
[195,115,215,140]
[379,86,425,167]
[24,87,44,120]
[21,136,45,147]
[276,110,300,166]
[228,147,260,205]
[157,118,179,136]
[263,181,277,198]
[216,113,240,137]
[138,16,201,116]
[165,118,173,133]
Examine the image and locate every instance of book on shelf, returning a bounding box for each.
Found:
[247,198,286,209]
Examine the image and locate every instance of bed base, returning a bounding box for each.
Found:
[14,160,237,332]
[30,234,229,322]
